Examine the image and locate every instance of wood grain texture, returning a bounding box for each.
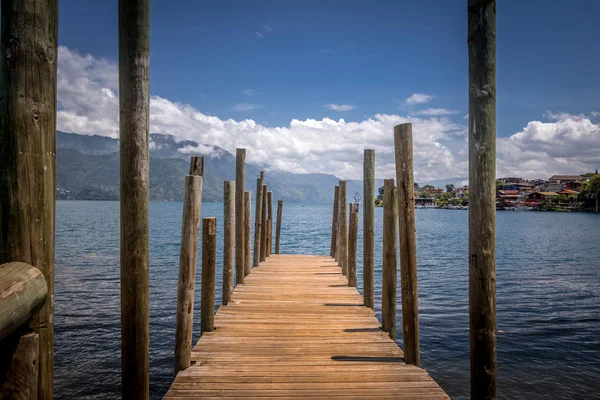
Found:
[244,192,252,276]
[165,255,448,399]
[252,176,263,269]
[235,149,246,287]
[338,181,348,276]
[363,150,375,309]
[468,0,497,398]
[382,180,397,341]
[260,185,268,263]
[330,187,339,258]
[0,1,58,397]
[223,181,235,305]
[267,192,273,257]
[347,204,359,288]
[275,200,283,254]
[0,332,38,399]
[201,218,217,335]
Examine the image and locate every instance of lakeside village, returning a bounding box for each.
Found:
[374,172,600,212]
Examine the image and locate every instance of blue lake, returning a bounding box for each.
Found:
[54,201,600,399]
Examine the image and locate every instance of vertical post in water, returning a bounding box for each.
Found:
[468,0,497,397]
[394,123,420,366]
[119,0,150,397]
[275,200,283,254]
[330,186,340,258]
[267,192,273,257]
[200,218,217,335]
[347,203,359,287]
[363,150,375,309]
[338,181,348,276]
[253,173,264,268]
[382,179,397,340]
[222,181,235,305]
[173,157,204,376]
[235,149,246,286]
[0,0,58,397]
[260,185,268,262]
[244,191,252,276]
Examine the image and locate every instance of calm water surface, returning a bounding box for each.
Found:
[54,201,600,399]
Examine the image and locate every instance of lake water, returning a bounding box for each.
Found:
[54,201,600,399]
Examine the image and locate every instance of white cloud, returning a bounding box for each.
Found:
[325,103,356,112]
[255,31,264,38]
[231,103,263,111]
[242,89,256,97]
[405,93,434,105]
[412,108,458,116]
[262,25,272,32]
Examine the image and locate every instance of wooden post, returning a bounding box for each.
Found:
[119,0,150,396]
[244,191,252,276]
[363,150,375,309]
[222,181,235,305]
[260,185,268,262]
[267,191,273,257]
[468,0,497,397]
[235,149,246,287]
[338,181,348,276]
[330,186,339,258]
[200,218,217,335]
[0,333,39,398]
[275,200,283,254]
[382,179,397,340]
[0,1,58,396]
[252,174,264,268]
[394,124,420,366]
[347,203,359,288]
[173,157,203,376]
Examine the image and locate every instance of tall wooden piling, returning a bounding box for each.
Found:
[394,123,420,366]
[260,185,268,262]
[267,191,273,257]
[119,0,150,397]
[338,181,348,276]
[0,0,58,397]
[330,186,340,258]
[363,150,375,309]
[222,181,235,305]
[173,157,204,376]
[275,200,283,254]
[253,174,264,268]
[347,203,359,288]
[468,0,497,397]
[235,149,246,287]
[382,179,397,340]
[244,191,252,276]
[201,218,217,335]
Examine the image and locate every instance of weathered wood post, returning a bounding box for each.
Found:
[119,0,151,397]
[200,218,217,335]
[260,185,268,262]
[267,191,273,257]
[382,179,397,340]
[275,200,283,254]
[173,157,204,376]
[0,1,58,396]
[235,149,246,286]
[330,186,339,258]
[468,0,497,397]
[394,123,420,366]
[222,181,235,305]
[252,173,264,268]
[0,332,39,398]
[244,191,252,276]
[338,181,348,276]
[347,203,359,287]
[363,150,375,309]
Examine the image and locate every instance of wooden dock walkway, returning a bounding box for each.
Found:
[165,254,448,399]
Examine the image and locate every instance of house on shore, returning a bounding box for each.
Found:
[526,191,559,201]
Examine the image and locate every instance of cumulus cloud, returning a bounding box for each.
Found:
[412,108,458,116]
[405,93,434,105]
[325,103,356,112]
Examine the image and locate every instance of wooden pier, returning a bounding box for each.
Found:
[165,255,448,399]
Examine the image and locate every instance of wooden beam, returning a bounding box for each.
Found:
[252,175,264,269]
[0,332,39,398]
[347,204,359,288]
[244,191,252,276]
[235,149,246,287]
[222,181,235,305]
[468,0,497,397]
[267,192,273,257]
[338,181,348,276]
[382,179,397,341]
[330,186,339,258]
[363,150,375,310]
[260,185,268,263]
[275,200,283,254]
[0,0,58,396]
[201,218,217,335]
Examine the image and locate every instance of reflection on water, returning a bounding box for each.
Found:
[54,201,600,399]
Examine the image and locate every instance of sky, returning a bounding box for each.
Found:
[56,0,600,182]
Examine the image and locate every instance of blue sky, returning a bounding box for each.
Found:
[56,0,600,181]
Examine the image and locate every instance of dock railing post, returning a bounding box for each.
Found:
[394,123,420,366]
[244,191,252,276]
[468,0,497,397]
[382,179,397,340]
[347,203,359,287]
[0,0,58,397]
[267,191,273,257]
[260,185,268,262]
[201,218,217,335]
[363,150,375,309]
[338,181,348,276]
[253,173,264,268]
[275,200,283,254]
[235,149,246,288]
[222,181,235,305]
[174,156,204,376]
[330,186,339,258]
[119,0,151,397]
